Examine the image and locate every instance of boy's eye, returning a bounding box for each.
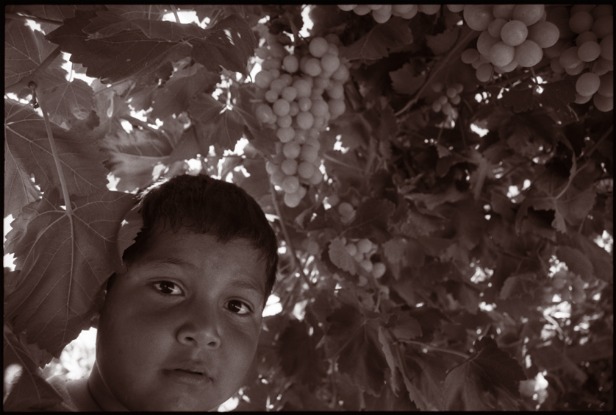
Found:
[226,300,251,315]
[153,281,183,296]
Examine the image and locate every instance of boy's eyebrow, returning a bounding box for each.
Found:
[145,256,265,294]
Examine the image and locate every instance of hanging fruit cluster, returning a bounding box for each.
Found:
[252,26,351,207]
[337,4,442,23]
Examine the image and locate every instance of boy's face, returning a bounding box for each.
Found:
[89,230,267,411]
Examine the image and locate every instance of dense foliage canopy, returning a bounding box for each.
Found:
[3,4,613,411]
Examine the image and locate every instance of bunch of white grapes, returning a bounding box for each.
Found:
[337,4,441,24]
[544,5,612,111]
[460,5,560,82]
[253,28,350,207]
[430,82,464,127]
[341,237,387,279]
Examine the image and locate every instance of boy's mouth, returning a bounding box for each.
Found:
[165,367,212,385]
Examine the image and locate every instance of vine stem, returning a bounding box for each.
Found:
[395,28,479,117]
[36,85,73,216]
[403,339,470,359]
[170,5,180,23]
[269,183,314,289]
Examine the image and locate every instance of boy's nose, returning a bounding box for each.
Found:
[176,313,221,349]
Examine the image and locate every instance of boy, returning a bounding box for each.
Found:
[47,173,279,411]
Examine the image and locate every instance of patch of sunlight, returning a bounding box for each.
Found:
[262,294,282,317]
[470,123,489,137]
[300,5,315,37]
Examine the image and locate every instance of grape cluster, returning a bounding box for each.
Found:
[430,82,464,127]
[253,29,350,207]
[337,4,441,23]
[545,5,613,111]
[460,5,560,82]
[341,237,387,280]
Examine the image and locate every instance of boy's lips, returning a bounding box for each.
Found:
[164,360,213,383]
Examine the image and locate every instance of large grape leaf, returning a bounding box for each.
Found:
[39,70,95,127]
[150,66,219,119]
[4,100,108,217]
[189,14,257,75]
[277,319,327,388]
[443,337,526,410]
[340,18,413,61]
[45,10,192,84]
[4,189,138,356]
[324,304,386,395]
[4,18,59,87]
[188,93,245,153]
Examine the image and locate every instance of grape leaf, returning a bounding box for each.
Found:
[190,14,257,75]
[346,198,395,242]
[389,64,426,96]
[278,320,326,387]
[102,4,170,20]
[425,27,460,56]
[4,100,108,212]
[324,304,386,395]
[4,189,138,356]
[444,337,526,410]
[189,94,245,153]
[4,19,59,87]
[5,4,103,22]
[151,66,219,119]
[340,18,413,61]
[328,237,358,275]
[3,324,66,411]
[39,72,95,127]
[4,148,41,218]
[45,10,192,84]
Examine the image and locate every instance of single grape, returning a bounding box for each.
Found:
[255,103,275,123]
[254,70,273,89]
[311,99,329,117]
[394,5,418,14]
[475,62,493,82]
[450,94,461,105]
[446,4,464,13]
[527,20,560,48]
[515,40,543,68]
[496,58,519,73]
[270,78,286,92]
[289,101,299,117]
[559,46,582,69]
[309,37,329,58]
[283,190,303,208]
[576,72,601,96]
[353,5,372,16]
[262,57,282,70]
[273,99,290,117]
[577,41,601,62]
[281,158,298,175]
[488,18,507,39]
[432,101,442,112]
[575,93,593,104]
[283,141,301,159]
[565,61,585,76]
[300,144,319,163]
[337,202,355,219]
[302,57,322,77]
[265,89,279,104]
[327,82,345,99]
[592,15,613,39]
[276,126,295,143]
[277,114,292,128]
[265,160,279,175]
[281,86,298,102]
[512,4,545,26]
[282,55,299,73]
[593,93,613,111]
[296,111,315,130]
[338,5,356,12]
[321,53,341,74]
[446,86,458,98]
[357,238,373,254]
[477,31,499,57]
[372,262,386,278]
[270,170,285,187]
[575,31,597,47]
[360,260,373,272]
[569,11,594,34]
[294,78,312,98]
[298,97,312,112]
[489,41,515,67]
[329,99,346,118]
[345,242,358,256]
[463,5,493,31]
[501,20,529,47]
[298,161,316,179]
[461,48,480,64]
[332,64,350,82]
[281,175,300,194]
[419,5,441,15]
[372,6,392,23]
[309,167,323,185]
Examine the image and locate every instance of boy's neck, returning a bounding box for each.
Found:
[65,378,104,411]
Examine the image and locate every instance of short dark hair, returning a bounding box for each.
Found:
[120,174,278,297]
